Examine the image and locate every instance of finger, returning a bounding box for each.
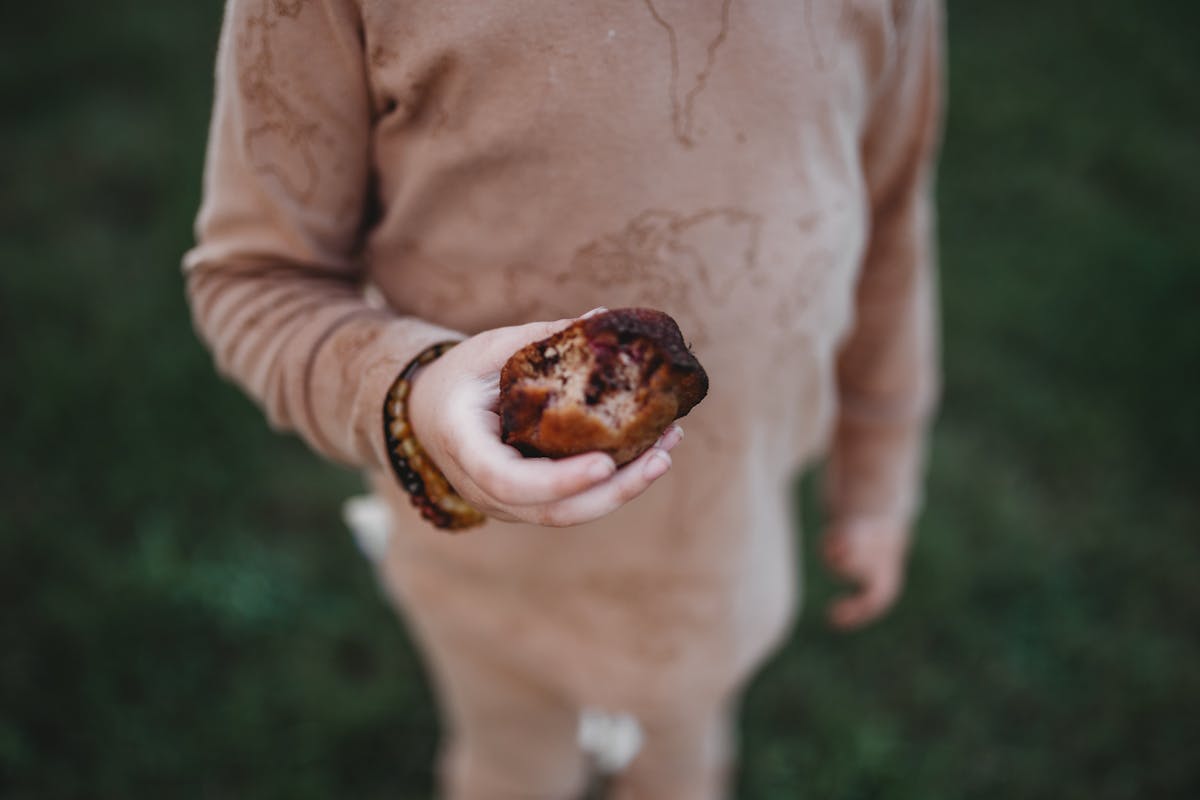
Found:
[828,576,897,630]
[444,412,615,507]
[459,443,617,507]
[822,533,851,572]
[824,538,868,583]
[828,591,876,630]
[521,429,682,527]
[473,311,599,368]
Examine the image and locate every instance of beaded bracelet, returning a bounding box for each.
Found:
[382,341,487,531]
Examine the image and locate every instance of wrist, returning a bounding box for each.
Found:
[404,356,438,456]
[382,342,484,531]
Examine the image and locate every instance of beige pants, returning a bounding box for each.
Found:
[347,496,740,799]
[410,588,737,799]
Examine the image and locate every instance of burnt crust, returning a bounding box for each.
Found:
[499,308,708,465]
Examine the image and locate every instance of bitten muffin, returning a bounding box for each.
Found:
[499,308,708,465]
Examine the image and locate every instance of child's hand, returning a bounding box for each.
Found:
[821,516,912,630]
[407,312,682,527]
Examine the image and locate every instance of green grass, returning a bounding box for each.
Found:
[2,1,1198,797]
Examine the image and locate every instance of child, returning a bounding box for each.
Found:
[185,0,942,796]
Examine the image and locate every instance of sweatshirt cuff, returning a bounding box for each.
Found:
[309,312,466,473]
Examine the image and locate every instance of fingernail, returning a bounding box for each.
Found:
[643,450,671,480]
[658,425,684,452]
[589,457,616,481]
[581,307,608,319]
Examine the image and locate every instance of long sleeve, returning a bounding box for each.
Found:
[183,0,460,471]
[826,0,944,524]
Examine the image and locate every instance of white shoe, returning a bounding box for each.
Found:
[578,708,644,774]
[342,494,392,564]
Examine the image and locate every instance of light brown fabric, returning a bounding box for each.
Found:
[186,0,943,790]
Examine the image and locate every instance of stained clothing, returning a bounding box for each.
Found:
[185,0,943,795]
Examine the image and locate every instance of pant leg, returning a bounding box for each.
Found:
[606,698,738,800]
[360,498,589,798]
[382,562,587,799]
[426,631,590,800]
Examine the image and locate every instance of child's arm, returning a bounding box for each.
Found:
[822,1,944,628]
[185,0,673,527]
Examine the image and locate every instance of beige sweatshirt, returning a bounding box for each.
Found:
[185,0,941,712]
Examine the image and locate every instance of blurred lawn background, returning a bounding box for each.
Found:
[2,1,1198,797]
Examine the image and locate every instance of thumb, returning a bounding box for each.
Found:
[476,308,607,367]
